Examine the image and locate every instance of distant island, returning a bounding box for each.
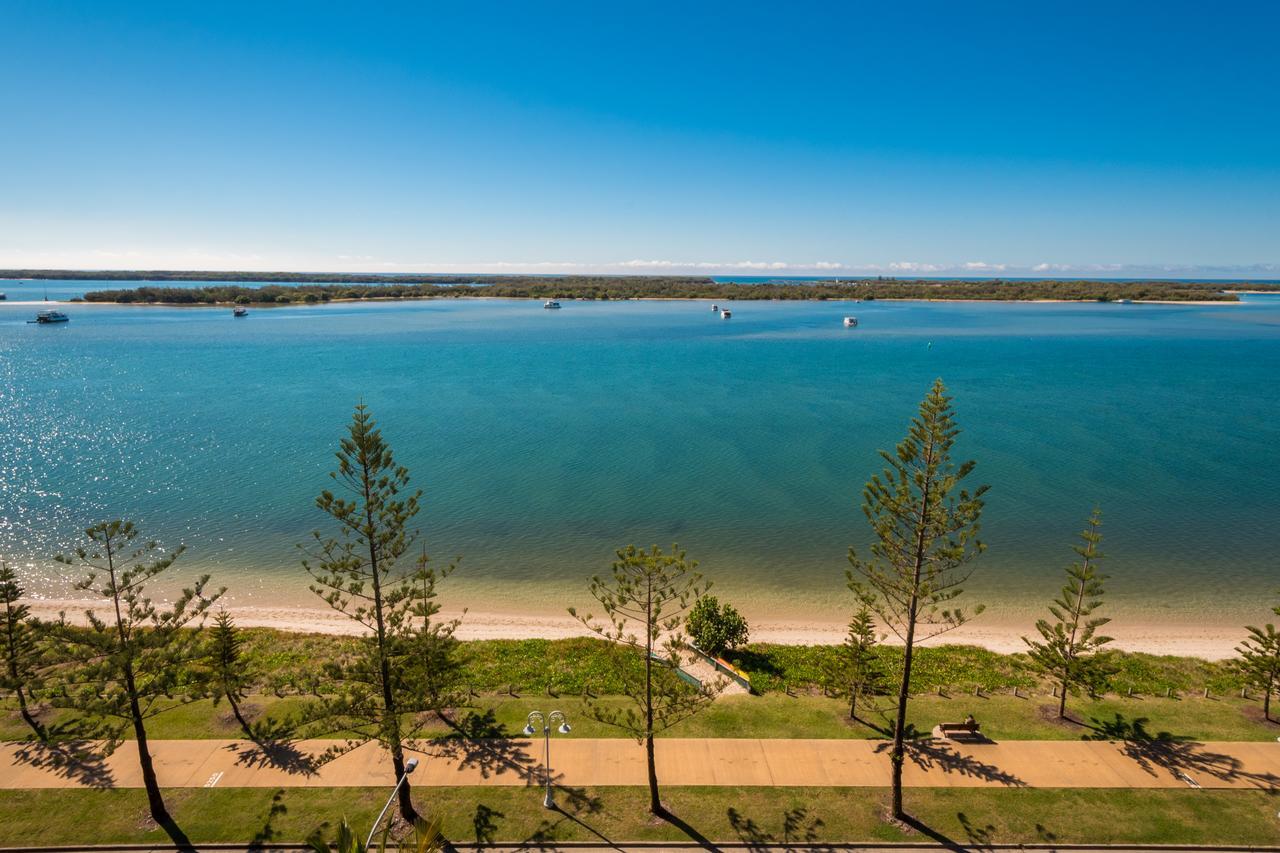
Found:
[4,269,1277,304]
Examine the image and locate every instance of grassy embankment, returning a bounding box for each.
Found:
[4,634,1276,743]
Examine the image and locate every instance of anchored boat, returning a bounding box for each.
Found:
[29,310,69,324]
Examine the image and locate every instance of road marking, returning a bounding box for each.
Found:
[204,771,224,788]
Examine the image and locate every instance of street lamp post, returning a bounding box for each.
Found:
[366,756,419,850]
[523,710,571,808]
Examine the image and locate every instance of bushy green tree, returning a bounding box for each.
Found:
[686,594,749,657]
[571,544,719,815]
[1234,596,1280,723]
[50,521,221,832]
[303,403,462,823]
[1023,509,1114,718]
[823,594,884,721]
[0,560,47,739]
[847,379,987,821]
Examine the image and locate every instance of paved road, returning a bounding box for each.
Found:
[3,736,1277,791]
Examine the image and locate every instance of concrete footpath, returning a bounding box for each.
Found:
[1,737,1277,791]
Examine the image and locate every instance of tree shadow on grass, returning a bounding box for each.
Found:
[725,805,828,851]
[899,813,964,851]
[247,788,289,849]
[8,739,115,788]
[499,786,607,850]
[655,805,716,851]
[1084,712,1279,791]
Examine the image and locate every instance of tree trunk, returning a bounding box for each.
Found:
[391,748,417,824]
[126,664,170,826]
[1265,684,1272,723]
[14,685,45,741]
[645,732,660,815]
[849,690,857,720]
[891,622,915,820]
[1057,678,1068,719]
[226,692,253,739]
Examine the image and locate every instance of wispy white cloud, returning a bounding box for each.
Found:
[2,251,1278,279]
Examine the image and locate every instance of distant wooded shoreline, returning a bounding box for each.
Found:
[4,269,1276,304]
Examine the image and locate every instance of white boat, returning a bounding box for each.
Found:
[30,310,69,324]
[844,316,858,328]
[721,309,732,319]
[544,300,561,309]
[233,306,249,317]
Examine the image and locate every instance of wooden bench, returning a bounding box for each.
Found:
[937,721,981,740]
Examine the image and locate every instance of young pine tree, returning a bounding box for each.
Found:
[0,560,47,740]
[570,544,719,816]
[848,379,987,821]
[209,609,257,737]
[1234,596,1280,723]
[822,594,884,722]
[1023,509,1114,718]
[51,521,221,832]
[302,403,462,824]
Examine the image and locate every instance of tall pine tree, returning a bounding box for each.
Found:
[571,544,718,816]
[1023,509,1114,718]
[302,403,462,823]
[51,521,220,834]
[848,379,987,821]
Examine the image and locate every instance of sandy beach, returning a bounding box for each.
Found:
[23,598,1247,661]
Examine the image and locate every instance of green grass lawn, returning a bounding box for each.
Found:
[0,786,1276,847]
[7,690,1276,743]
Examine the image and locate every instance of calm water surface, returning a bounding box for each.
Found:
[2,282,1278,626]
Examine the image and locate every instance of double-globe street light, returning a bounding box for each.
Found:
[523,710,571,808]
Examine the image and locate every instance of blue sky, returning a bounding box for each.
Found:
[2,1,1277,277]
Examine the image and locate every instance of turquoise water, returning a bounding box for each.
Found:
[2,284,1279,626]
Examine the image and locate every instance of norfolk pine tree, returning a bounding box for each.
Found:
[570,544,720,816]
[208,609,256,737]
[847,379,987,821]
[1023,509,1114,718]
[822,591,884,722]
[1234,595,1280,722]
[0,559,47,740]
[302,403,462,824]
[50,521,221,833]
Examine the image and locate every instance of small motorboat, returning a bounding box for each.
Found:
[233,306,249,317]
[544,300,561,310]
[721,309,732,319]
[29,310,69,324]
[711,304,719,311]
[844,316,858,328]
[0,292,6,301]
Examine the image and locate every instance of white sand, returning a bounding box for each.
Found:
[25,599,1245,660]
